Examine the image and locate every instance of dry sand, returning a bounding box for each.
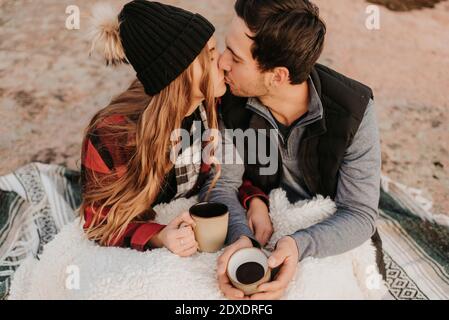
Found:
[0,0,448,215]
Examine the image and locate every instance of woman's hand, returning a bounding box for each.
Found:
[247,197,273,247]
[152,212,199,257]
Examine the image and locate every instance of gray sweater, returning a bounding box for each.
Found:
[201,78,381,261]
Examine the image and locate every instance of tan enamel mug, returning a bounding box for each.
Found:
[227,247,272,296]
[189,202,229,253]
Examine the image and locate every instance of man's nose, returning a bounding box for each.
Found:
[218,51,231,72]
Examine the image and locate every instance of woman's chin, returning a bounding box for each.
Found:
[214,83,228,98]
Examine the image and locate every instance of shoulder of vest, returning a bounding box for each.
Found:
[314,64,374,122]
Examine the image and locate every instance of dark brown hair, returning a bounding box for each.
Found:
[235,0,326,84]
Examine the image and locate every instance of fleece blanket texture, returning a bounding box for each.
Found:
[8,187,387,300]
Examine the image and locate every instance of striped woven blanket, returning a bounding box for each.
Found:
[1,162,448,300]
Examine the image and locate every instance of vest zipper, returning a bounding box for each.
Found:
[245,105,286,146]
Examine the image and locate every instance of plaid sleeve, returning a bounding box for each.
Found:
[83,204,165,251]
[238,179,270,210]
[81,116,166,251]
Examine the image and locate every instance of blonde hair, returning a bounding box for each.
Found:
[82,3,218,246]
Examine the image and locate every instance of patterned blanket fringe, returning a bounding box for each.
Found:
[0,194,48,277]
[381,175,449,227]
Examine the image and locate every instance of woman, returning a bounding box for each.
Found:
[80,0,228,257]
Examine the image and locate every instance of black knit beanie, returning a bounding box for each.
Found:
[118,0,215,95]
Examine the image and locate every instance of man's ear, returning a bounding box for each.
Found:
[269,67,290,88]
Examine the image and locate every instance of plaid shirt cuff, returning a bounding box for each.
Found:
[130,223,166,251]
[238,180,270,210]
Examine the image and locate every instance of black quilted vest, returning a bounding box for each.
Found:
[220,63,374,199]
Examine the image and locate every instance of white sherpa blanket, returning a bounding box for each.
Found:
[8,189,387,300]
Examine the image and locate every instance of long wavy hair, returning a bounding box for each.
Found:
[81,3,218,246]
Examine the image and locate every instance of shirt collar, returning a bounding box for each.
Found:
[246,76,323,129]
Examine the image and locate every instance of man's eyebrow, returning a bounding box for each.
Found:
[225,42,244,61]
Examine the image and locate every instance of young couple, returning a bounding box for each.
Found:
[81,0,385,300]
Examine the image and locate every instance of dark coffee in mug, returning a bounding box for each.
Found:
[189,202,228,218]
[227,248,271,295]
[236,262,265,285]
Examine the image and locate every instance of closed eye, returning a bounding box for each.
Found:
[209,47,217,61]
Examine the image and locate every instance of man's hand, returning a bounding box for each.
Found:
[217,236,253,300]
[247,197,273,247]
[250,236,299,300]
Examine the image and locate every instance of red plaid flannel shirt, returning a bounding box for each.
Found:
[81,114,268,251]
[81,114,168,250]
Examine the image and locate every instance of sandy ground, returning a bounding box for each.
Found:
[0,0,448,215]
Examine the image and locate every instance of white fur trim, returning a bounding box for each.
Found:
[8,189,387,300]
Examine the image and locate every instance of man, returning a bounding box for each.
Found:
[215,0,385,300]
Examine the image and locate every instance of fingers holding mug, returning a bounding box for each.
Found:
[179,240,199,257]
